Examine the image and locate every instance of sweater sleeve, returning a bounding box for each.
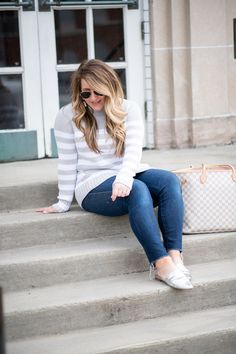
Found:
[113,101,144,189]
[52,106,77,212]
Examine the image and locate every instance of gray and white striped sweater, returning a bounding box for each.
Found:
[53,99,149,212]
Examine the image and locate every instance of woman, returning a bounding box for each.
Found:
[37,59,193,290]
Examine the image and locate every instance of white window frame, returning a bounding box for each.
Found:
[0,6,45,157]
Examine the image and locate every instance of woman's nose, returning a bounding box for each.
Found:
[90,91,97,100]
[90,93,101,103]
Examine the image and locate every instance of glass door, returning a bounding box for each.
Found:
[39,2,145,157]
[0,11,23,130]
[0,4,45,161]
[0,1,144,161]
[56,7,127,105]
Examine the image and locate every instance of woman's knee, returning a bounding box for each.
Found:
[163,171,182,196]
[129,180,153,207]
[165,171,180,185]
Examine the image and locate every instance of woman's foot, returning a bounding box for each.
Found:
[168,250,192,280]
[154,256,193,290]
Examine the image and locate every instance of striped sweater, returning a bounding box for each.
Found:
[52,99,149,212]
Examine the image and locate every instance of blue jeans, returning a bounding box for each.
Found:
[82,169,184,265]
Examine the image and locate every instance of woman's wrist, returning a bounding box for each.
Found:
[52,200,71,212]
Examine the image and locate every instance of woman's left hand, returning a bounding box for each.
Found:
[111,183,131,202]
[36,206,57,214]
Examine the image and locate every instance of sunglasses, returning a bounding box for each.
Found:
[80,91,104,99]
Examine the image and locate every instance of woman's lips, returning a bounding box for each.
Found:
[88,100,104,111]
[90,101,103,107]
[90,100,102,104]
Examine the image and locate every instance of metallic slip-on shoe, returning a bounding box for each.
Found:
[155,268,193,290]
[175,263,192,281]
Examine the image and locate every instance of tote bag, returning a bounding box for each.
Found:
[174,164,236,234]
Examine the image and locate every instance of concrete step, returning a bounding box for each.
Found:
[1,231,236,292]
[0,182,58,212]
[1,144,235,212]
[6,305,236,354]
[0,236,145,292]
[0,159,58,212]
[4,258,236,341]
[2,146,236,354]
[1,208,236,256]
[0,208,131,250]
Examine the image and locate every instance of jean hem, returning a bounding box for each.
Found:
[150,254,168,267]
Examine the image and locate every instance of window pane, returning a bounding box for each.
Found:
[58,72,72,107]
[58,68,126,108]
[116,69,126,97]
[0,75,24,129]
[55,10,87,65]
[94,8,125,62]
[0,11,21,67]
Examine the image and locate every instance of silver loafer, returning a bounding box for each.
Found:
[155,268,193,290]
[169,252,192,280]
[175,263,192,281]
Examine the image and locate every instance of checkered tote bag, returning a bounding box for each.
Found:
[174,165,236,234]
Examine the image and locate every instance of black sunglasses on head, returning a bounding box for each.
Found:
[80,91,104,99]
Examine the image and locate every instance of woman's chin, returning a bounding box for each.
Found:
[90,103,104,111]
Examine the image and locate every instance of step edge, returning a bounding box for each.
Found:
[5,305,236,351]
[4,258,236,314]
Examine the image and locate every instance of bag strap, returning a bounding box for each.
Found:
[174,164,236,184]
[201,164,236,183]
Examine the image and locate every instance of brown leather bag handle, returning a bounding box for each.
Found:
[174,164,236,184]
[200,164,236,184]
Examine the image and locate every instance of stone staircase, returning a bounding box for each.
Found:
[1,148,236,354]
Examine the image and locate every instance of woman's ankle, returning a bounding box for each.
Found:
[154,256,176,278]
[155,255,171,268]
[168,250,183,264]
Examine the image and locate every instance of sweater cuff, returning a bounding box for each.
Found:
[113,174,134,190]
[52,200,71,213]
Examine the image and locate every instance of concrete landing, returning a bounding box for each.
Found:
[0,144,235,187]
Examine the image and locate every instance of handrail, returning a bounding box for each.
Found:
[39,0,138,11]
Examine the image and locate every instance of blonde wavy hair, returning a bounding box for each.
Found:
[71,59,127,157]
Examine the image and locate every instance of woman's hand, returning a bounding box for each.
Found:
[36,206,57,214]
[111,183,131,202]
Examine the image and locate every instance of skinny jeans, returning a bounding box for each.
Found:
[82,169,184,265]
